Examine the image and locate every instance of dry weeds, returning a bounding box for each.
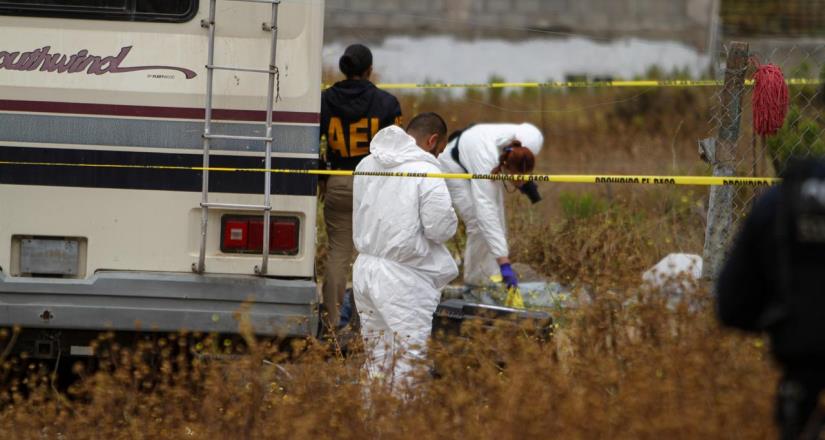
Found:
[0,282,777,439]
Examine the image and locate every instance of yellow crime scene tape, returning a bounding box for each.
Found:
[0,160,781,187]
[323,78,823,90]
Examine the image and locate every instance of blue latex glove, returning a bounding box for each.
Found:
[499,263,519,288]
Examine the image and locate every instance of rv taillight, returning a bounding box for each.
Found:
[222,219,249,250]
[247,219,265,252]
[270,220,298,253]
[220,215,300,255]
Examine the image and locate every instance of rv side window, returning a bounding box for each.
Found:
[0,0,197,22]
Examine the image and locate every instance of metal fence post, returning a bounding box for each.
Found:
[702,41,749,280]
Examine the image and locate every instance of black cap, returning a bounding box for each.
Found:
[339,44,373,78]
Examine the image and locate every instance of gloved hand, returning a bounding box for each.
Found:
[499,263,518,288]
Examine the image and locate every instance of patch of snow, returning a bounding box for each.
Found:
[324,36,710,85]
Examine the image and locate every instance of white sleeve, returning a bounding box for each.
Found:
[461,137,509,258]
[418,173,457,244]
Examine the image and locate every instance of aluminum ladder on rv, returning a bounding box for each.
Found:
[194,0,281,276]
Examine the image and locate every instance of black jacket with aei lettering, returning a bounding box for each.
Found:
[717,158,825,369]
[321,79,401,171]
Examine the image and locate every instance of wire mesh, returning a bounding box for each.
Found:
[722,0,825,37]
[707,42,825,256]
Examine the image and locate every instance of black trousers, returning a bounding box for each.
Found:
[776,367,825,440]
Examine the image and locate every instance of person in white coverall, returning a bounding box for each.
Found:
[438,123,544,288]
[352,112,457,387]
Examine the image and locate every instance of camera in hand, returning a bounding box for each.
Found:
[519,181,542,204]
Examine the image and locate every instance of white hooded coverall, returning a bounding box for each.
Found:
[352,125,459,385]
[438,123,544,286]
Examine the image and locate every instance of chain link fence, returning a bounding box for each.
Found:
[702,41,825,278]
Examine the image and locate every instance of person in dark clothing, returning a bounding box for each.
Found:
[319,44,402,335]
[717,158,825,440]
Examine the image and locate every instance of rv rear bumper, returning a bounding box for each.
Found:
[0,271,319,337]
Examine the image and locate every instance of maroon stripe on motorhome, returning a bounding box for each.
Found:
[0,99,320,124]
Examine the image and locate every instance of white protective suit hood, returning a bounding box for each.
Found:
[370,124,441,169]
[353,125,458,386]
[494,122,544,157]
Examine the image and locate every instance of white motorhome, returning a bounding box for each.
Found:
[0,0,324,357]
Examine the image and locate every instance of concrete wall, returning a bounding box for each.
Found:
[324,0,714,48]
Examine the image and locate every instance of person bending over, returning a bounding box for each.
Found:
[438,123,544,288]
